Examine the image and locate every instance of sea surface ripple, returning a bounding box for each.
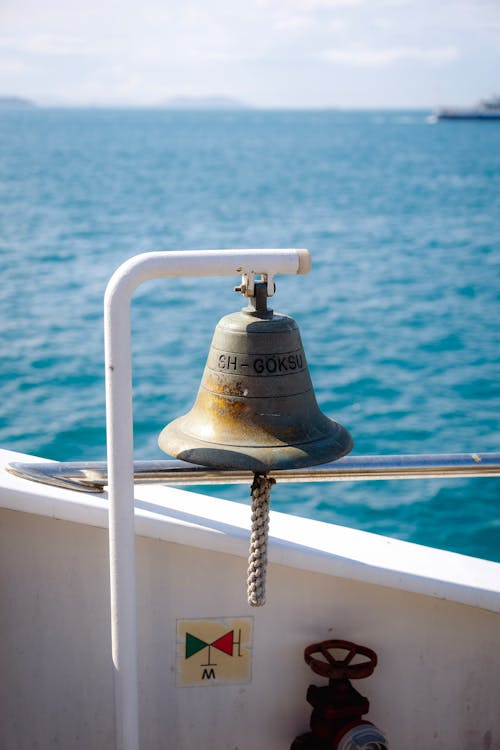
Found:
[1,108,499,560]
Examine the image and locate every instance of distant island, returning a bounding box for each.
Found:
[0,95,36,108]
[162,95,250,110]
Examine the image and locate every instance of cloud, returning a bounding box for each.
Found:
[292,0,364,6]
[0,33,92,57]
[322,45,460,65]
[0,0,496,107]
[0,57,29,74]
[258,0,409,8]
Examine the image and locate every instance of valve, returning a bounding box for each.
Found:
[291,639,389,750]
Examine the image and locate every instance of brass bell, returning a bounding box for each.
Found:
[159,281,352,473]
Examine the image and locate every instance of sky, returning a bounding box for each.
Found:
[0,0,499,109]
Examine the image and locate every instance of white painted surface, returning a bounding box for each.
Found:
[3,449,500,613]
[2,448,500,749]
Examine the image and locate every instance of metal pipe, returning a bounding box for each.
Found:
[7,452,500,493]
[103,249,311,750]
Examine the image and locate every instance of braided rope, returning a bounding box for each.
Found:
[247,473,275,607]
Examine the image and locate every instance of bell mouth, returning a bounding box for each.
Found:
[158,416,353,473]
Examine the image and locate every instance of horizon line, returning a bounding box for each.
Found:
[0,101,437,112]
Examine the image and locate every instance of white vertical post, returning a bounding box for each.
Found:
[103,249,311,750]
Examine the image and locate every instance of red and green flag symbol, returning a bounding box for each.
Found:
[185,630,234,659]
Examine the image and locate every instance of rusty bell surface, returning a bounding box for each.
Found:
[159,289,353,473]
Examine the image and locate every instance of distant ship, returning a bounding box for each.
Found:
[435,95,500,121]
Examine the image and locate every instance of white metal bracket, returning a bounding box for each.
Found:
[235,271,276,298]
[104,248,310,750]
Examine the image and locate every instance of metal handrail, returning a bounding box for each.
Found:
[7,452,500,494]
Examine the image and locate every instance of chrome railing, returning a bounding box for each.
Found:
[7,451,500,494]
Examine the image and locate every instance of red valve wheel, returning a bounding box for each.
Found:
[304,639,377,680]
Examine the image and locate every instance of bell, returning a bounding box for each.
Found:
[159,282,353,473]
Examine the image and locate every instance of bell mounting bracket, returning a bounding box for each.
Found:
[234,270,275,298]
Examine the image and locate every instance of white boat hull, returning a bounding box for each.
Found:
[2,447,500,749]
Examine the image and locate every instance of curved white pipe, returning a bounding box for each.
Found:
[103,249,310,750]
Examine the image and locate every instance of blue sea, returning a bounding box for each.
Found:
[1,108,499,561]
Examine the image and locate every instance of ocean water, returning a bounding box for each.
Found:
[1,108,499,561]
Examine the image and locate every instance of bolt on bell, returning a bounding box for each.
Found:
[158,282,353,473]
